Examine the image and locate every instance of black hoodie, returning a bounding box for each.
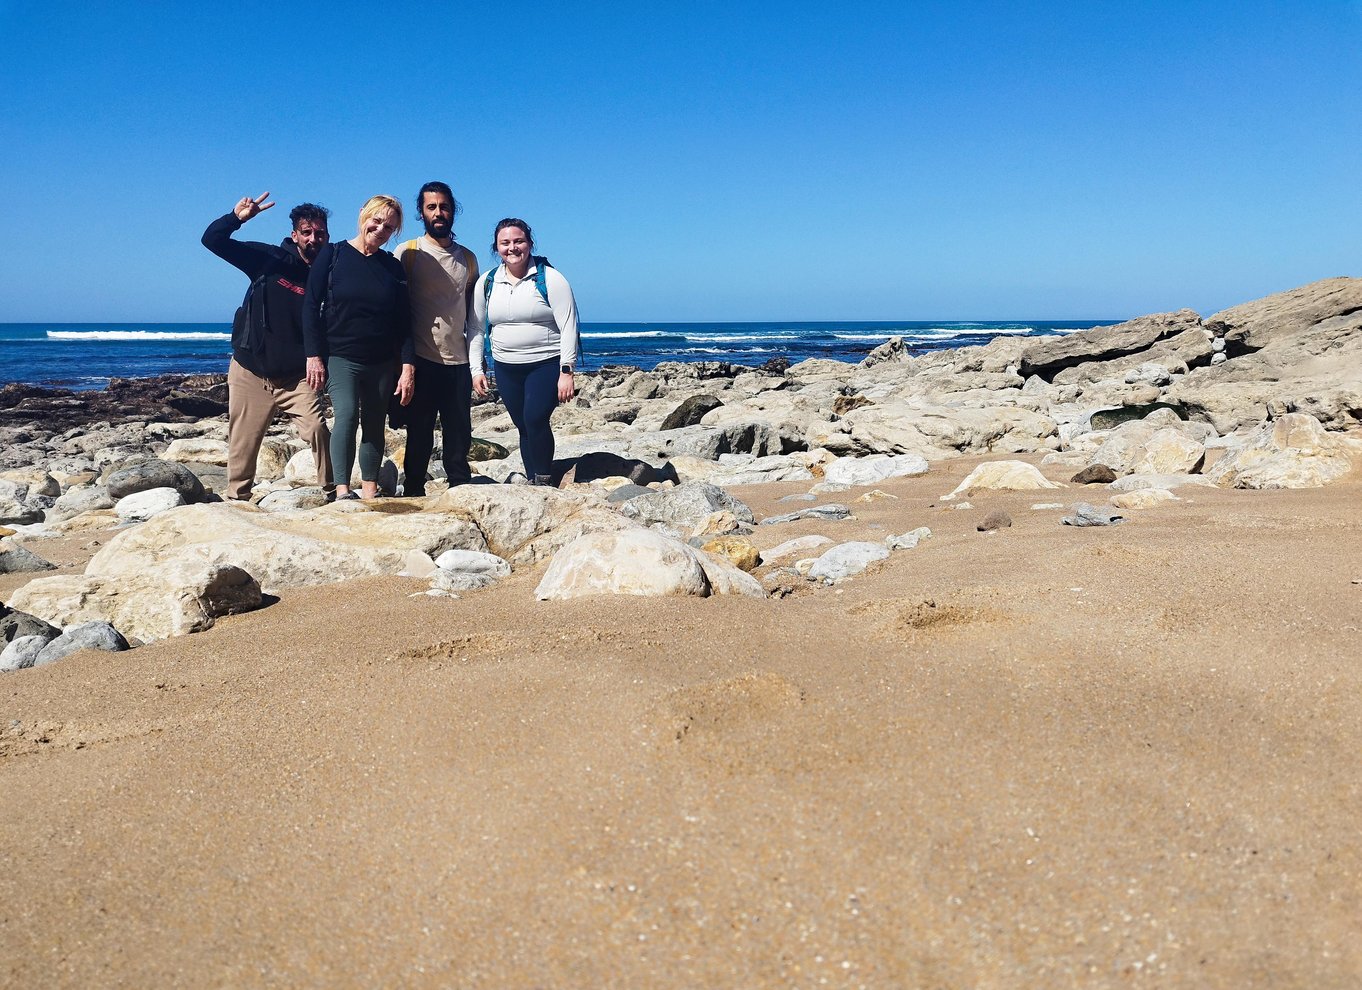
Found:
[201,212,314,379]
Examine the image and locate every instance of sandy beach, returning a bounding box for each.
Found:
[4,451,1360,988]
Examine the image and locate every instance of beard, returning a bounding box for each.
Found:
[423,216,451,239]
[298,241,324,264]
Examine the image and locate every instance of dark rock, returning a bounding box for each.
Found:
[977,510,1013,532]
[605,484,653,504]
[0,375,230,434]
[469,437,510,462]
[1071,464,1118,485]
[165,390,228,418]
[565,451,679,486]
[0,542,57,574]
[1088,403,1186,431]
[660,394,724,431]
[106,459,207,503]
[0,603,61,644]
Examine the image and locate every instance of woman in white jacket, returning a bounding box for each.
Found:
[471,218,580,486]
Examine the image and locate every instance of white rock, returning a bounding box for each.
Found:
[114,487,185,522]
[885,527,932,550]
[434,549,512,579]
[807,541,891,582]
[1,635,51,672]
[822,453,930,487]
[761,535,835,564]
[942,461,1062,500]
[1127,428,1205,475]
[1111,488,1180,509]
[534,529,760,599]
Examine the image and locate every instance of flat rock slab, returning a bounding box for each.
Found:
[760,504,852,526]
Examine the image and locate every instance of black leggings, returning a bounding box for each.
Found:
[495,356,558,479]
[327,355,395,484]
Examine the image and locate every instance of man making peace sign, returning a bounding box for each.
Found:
[202,192,335,501]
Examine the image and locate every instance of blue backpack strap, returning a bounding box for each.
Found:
[533,256,551,306]
[482,267,496,371]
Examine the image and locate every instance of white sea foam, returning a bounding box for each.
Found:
[46,330,231,341]
[579,330,674,339]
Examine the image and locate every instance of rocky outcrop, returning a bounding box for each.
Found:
[1017,310,1204,381]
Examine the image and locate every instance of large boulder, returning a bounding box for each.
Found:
[10,561,261,642]
[430,485,641,566]
[534,529,762,600]
[1206,413,1362,489]
[82,501,487,594]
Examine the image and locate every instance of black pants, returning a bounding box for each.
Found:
[495,356,559,480]
[404,358,473,493]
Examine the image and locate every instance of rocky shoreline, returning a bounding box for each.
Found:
[2,277,1360,667]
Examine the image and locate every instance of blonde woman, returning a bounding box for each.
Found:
[303,195,413,499]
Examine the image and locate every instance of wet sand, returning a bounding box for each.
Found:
[3,454,1361,988]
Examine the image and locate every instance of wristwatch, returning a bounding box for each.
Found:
[561,365,573,374]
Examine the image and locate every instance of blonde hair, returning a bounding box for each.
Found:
[357,195,403,237]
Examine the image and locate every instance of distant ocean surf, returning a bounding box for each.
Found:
[0,320,1118,391]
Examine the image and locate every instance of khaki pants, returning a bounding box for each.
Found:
[227,358,333,500]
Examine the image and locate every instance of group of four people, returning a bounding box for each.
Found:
[201,182,580,501]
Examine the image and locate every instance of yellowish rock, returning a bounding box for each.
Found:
[702,536,761,572]
[856,489,899,502]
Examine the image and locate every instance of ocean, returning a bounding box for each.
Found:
[0,320,1117,391]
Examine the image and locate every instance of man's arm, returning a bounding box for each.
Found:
[200,192,278,279]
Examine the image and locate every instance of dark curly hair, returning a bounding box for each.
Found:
[288,203,330,229]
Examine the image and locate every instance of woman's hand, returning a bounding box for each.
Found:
[557,371,575,403]
[472,373,490,399]
[306,356,326,391]
[396,364,416,406]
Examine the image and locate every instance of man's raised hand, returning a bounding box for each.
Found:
[233,192,276,222]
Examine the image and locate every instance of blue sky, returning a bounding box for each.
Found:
[3,1,1359,322]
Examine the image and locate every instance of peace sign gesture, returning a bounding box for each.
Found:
[233,191,276,222]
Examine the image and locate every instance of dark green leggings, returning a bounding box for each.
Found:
[327,356,395,484]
